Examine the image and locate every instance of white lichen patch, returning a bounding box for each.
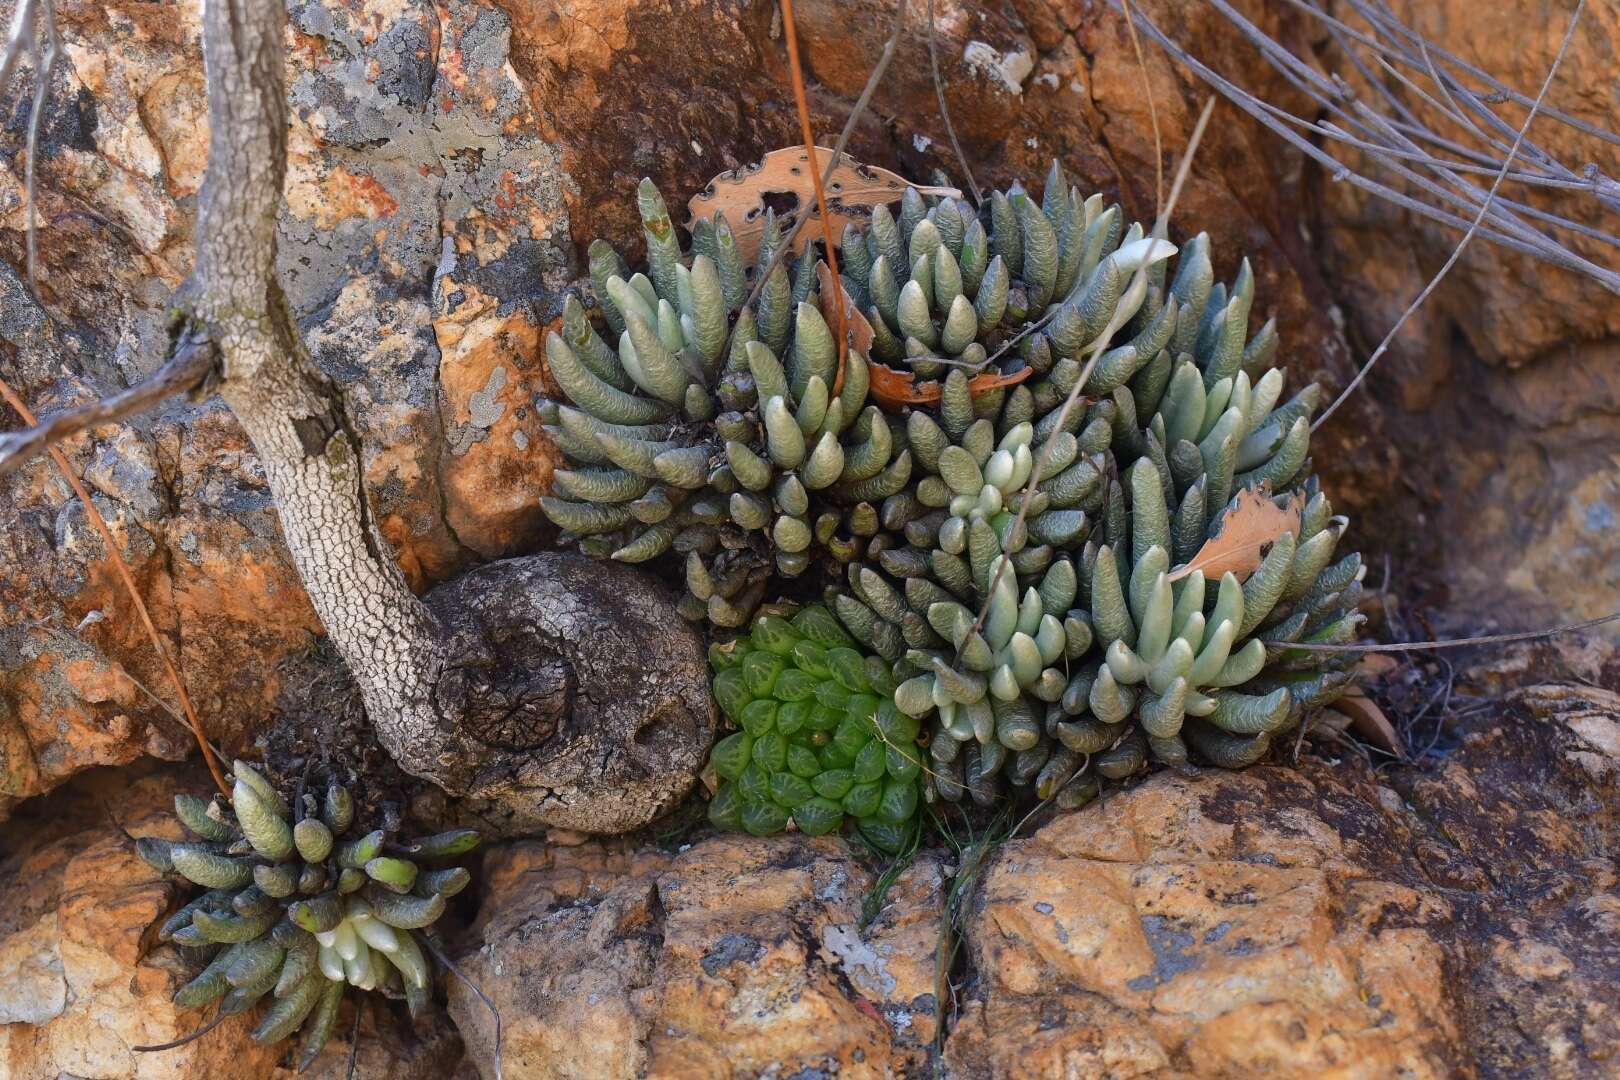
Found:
[963,41,1034,95]
[821,923,897,998]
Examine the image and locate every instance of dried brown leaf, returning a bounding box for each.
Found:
[867,362,1032,409]
[1336,689,1405,758]
[688,147,958,267]
[1358,652,1401,679]
[1169,486,1304,584]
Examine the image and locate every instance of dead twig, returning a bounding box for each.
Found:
[1313,0,1588,429]
[779,0,849,387]
[718,0,907,364]
[1269,610,1620,653]
[1115,0,1620,292]
[0,329,217,478]
[927,0,980,206]
[132,1012,233,1053]
[0,0,60,297]
[1118,0,1164,219]
[419,933,502,1080]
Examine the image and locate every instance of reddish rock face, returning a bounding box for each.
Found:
[951,678,1620,1078]
[0,767,285,1079]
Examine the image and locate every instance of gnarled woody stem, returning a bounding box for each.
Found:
[184,0,712,831]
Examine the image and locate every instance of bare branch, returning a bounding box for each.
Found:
[1313,0,1586,430]
[1114,0,1620,294]
[0,0,62,296]
[1269,611,1620,653]
[0,329,217,478]
[927,0,980,206]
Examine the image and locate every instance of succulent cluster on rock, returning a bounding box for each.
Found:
[540,163,1362,824]
[138,762,477,1069]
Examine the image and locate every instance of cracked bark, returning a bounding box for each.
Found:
[185,0,712,832]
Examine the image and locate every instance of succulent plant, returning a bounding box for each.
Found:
[544,160,1363,816]
[707,604,922,852]
[138,763,477,1069]
[540,181,894,628]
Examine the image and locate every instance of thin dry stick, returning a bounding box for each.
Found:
[419,934,502,1080]
[0,0,60,297]
[1277,0,1619,151]
[1119,3,1620,291]
[0,375,230,796]
[132,1012,233,1053]
[1118,0,1164,219]
[778,0,849,386]
[1312,0,1585,431]
[717,0,909,364]
[982,31,1174,377]
[927,0,981,206]
[960,97,1218,653]
[0,329,216,477]
[1268,611,1620,653]
[21,0,56,297]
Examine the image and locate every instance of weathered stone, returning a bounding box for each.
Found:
[450,833,940,1079]
[950,677,1620,1079]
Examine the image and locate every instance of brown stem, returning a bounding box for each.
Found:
[779,0,848,389]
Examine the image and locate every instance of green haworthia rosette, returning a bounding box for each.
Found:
[544,165,1361,807]
[707,605,921,852]
[136,763,478,1066]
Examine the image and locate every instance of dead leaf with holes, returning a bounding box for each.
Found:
[688,147,960,267]
[1168,485,1305,583]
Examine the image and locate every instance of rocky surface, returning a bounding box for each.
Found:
[448,832,942,1079]
[0,765,285,1079]
[443,673,1620,1080]
[951,675,1620,1079]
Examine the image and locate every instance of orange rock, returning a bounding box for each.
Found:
[433,279,559,559]
[953,768,1462,1077]
[450,833,938,1080]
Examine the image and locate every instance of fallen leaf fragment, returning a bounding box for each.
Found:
[688,146,959,267]
[1169,486,1305,583]
[867,361,1032,409]
[1336,688,1405,758]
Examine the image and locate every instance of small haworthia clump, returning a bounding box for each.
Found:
[542,159,1363,814]
[540,180,892,627]
[137,763,477,1069]
[707,604,921,852]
